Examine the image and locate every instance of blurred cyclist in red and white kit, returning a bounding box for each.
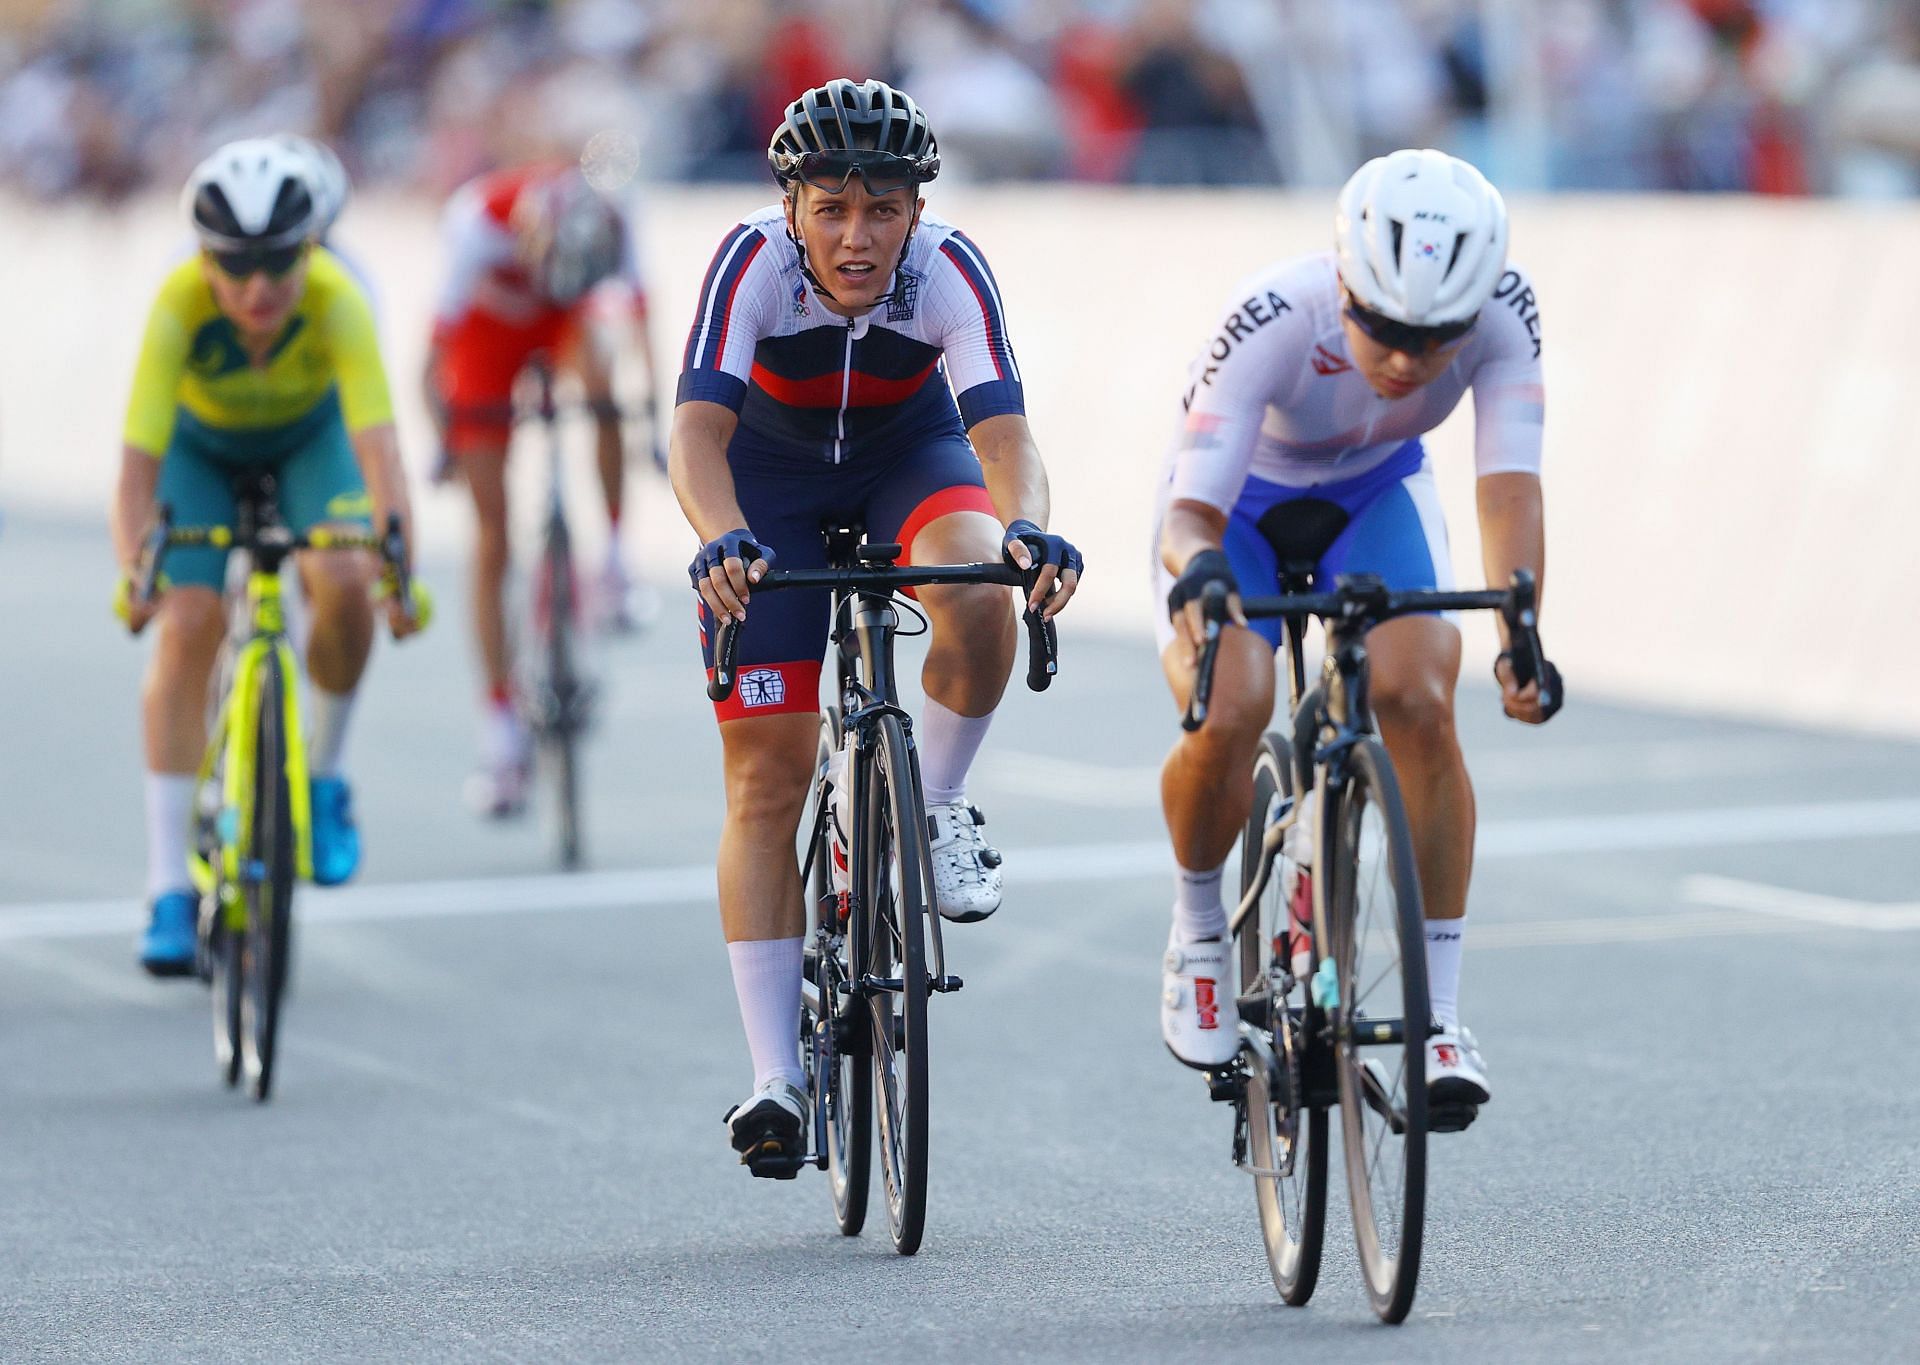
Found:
[426,162,663,815]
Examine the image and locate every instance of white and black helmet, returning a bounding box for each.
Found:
[183,136,321,252]
[272,134,350,239]
[1335,149,1508,330]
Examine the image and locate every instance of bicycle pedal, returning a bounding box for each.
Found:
[1205,1066,1245,1103]
[740,1147,807,1180]
[1427,1101,1480,1134]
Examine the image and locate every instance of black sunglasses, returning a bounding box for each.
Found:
[209,242,308,280]
[784,149,930,197]
[1344,296,1478,354]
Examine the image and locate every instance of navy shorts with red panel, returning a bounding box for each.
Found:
[700,420,995,722]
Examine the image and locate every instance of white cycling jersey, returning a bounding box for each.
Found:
[1165,252,1544,512]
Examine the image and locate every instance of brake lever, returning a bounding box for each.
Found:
[1181,581,1229,733]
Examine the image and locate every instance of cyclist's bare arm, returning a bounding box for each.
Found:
[1477,470,1547,721]
[1159,497,1245,660]
[111,444,160,575]
[420,341,447,445]
[347,423,425,639]
[969,412,1078,616]
[668,398,762,619]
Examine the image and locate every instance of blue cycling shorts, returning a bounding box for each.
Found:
[700,424,995,722]
[153,390,371,589]
[1152,438,1454,652]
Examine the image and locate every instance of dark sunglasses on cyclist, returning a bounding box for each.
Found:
[1344,295,1478,355]
[786,149,930,197]
[208,242,308,280]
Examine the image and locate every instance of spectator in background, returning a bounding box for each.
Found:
[1117,0,1274,185]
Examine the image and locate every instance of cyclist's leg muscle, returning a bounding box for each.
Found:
[278,396,378,692]
[144,586,225,772]
[1159,624,1276,870]
[1365,615,1472,921]
[718,712,820,943]
[463,444,514,694]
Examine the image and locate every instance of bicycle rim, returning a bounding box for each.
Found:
[1240,736,1327,1305]
[807,710,870,1236]
[239,654,296,1103]
[865,712,929,1255]
[1327,738,1427,1323]
[210,915,242,1088]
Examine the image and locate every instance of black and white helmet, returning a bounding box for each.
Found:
[768,78,940,189]
[1335,149,1508,328]
[182,137,320,252]
[272,134,350,239]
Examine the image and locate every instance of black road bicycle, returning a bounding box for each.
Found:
[1185,553,1553,1323]
[707,526,1058,1255]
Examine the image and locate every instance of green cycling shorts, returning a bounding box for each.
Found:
[153,389,372,589]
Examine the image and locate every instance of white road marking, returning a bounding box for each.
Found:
[1682,875,1920,930]
[5,796,1920,946]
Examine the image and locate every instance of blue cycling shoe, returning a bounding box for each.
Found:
[310,776,362,886]
[139,890,199,977]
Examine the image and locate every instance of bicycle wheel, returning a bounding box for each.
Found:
[862,712,930,1255]
[1325,737,1428,1323]
[803,709,871,1236]
[1239,735,1328,1305]
[239,652,296,1103]
[209,903,243,1088]
[539,514,583,869]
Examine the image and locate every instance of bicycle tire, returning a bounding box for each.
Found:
[1325,737,1427,1323]
[863,711,930,1255]
[239,651,296,1103]
[543,519,583,870]
[1240,735,1328,1306]
[210,909,243,1089]
[805,709,871,1236]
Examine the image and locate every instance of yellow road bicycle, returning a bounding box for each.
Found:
[131,474,421,1101]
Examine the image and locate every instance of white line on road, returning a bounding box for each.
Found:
[1682,875,1920,930]
[5,795,1920,945]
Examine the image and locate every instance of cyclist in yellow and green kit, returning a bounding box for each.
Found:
[109,137,421,975]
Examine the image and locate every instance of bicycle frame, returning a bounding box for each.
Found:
[185,549,315,906]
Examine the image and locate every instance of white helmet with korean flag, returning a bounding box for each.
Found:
[1335,148,1509,329]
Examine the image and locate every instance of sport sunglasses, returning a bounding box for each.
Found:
[1344,296,1478,354]
[783,148,932,196]
[208,242,308,280]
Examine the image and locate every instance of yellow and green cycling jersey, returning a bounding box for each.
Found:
[123,246,393,455]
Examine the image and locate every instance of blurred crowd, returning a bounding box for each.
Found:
[1,0,1918,200]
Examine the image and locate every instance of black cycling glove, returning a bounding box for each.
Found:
[1002,519,1084,577]
[1495,651,1565,722]
[688,528,775,587]
[1166,548,1236,619]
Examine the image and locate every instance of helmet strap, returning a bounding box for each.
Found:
[783,189,922,311]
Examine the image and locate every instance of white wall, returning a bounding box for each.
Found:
[5,188,1915,732]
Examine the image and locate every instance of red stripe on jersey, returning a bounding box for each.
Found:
[897,485,997,565]
[749,359,940,409]
[711,237,767,371]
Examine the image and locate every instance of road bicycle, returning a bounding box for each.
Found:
[133,475,417,1101]
[1185,559,1553,1322]
[707,527,1057,1254]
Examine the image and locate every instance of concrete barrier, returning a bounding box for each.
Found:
[4,188,1915,733]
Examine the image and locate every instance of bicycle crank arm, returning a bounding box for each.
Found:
[1356,1059,1408,1136]
[1346,1015,1407,1046]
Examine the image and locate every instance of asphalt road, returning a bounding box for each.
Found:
[3,512,1917,1362]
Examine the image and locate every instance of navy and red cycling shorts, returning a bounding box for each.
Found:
[698,422,995,722]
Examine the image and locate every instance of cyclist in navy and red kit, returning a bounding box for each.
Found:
[668,79,1083,1169]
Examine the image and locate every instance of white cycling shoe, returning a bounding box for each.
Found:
[1427,1025,1491,1131]
[465,707,532,819]
[725,1076,809,1177]
[927,801,1003,923]
[1161,929,1240,1070]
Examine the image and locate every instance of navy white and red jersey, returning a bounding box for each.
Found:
[677,205,1024,464]
[1165,252,1545,512]
[430,164,646,336]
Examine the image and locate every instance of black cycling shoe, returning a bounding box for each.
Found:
[725,1080,807,1179]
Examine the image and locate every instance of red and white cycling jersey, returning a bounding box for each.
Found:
[431,163,645,338]
[1166,252,1544,511]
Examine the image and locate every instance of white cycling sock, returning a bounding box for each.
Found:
[917,698,994,806]
[1425,919,1464,1030]
[1173,862,1228,943]
[144,772,196,899]
[728,937,806,1090]
[307,685,357,780]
